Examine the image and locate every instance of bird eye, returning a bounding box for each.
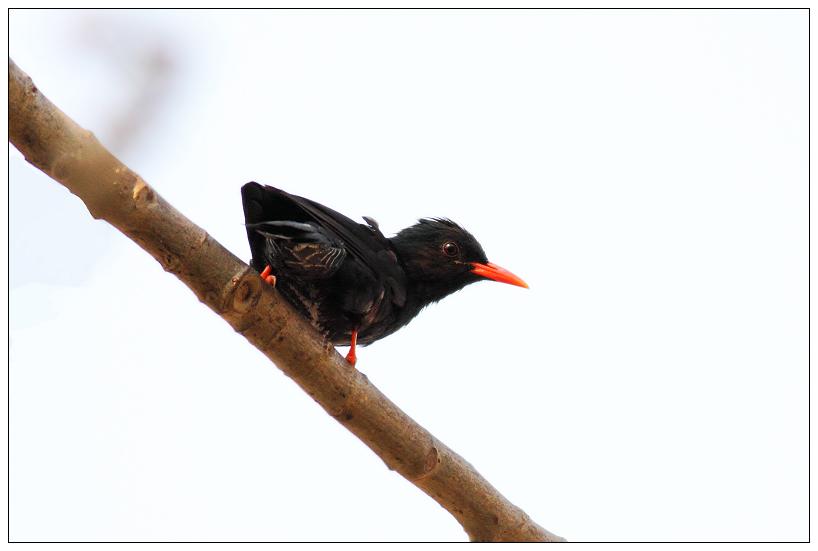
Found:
[442,241,459,257]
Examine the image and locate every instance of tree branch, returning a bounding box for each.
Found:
[8,57,564,542]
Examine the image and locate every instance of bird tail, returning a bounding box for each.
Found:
[241,182,326,271]
[241,182,280,272]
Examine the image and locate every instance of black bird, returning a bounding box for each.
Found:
[241,182,527,365]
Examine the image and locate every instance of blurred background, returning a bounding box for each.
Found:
[9,9,808,542]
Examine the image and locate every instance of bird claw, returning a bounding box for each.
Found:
[260,265,277,287]
[345,329,358,366]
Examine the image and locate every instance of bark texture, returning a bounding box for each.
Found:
[8,58,564,542]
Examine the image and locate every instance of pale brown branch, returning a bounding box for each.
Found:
[8,57,565,543]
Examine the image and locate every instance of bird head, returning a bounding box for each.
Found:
[391,218,527,302]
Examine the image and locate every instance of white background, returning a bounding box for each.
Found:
[8,9,808,542]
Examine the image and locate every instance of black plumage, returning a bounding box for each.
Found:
[241,182,527,363]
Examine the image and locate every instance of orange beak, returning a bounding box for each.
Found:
[470,262,529,289]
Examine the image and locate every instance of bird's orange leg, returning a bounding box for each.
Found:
[345,329,358,366]
[260,265,277,287]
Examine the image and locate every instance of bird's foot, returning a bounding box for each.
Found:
[260,265,277,287]
[345,329,358,366]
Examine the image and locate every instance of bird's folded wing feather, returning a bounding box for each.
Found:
[247,220,348,279]
[241,182,407,306]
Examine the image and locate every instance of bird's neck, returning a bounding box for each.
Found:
[404,278,467,309]
[390,235,476,314]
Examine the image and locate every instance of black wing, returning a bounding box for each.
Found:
[241,182,407,307]
[247,220,348,279]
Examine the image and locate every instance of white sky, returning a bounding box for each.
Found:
[8,8,808,542]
